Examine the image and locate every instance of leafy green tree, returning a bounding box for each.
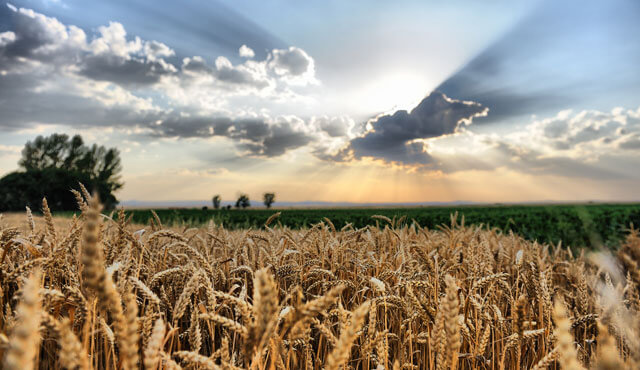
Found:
[0,134,123,211]
[235,194,250,209]
[212,195,222,209]
[263,192,276,209]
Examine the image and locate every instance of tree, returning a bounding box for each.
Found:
[212,195,222,209]
[235,194,250,209]
[0,168,92,211]
[0,134,123,211]
[263,192,276,209]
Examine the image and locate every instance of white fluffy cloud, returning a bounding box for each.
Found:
[523,107,640,156]
[0,4,336,158]
[0,31,16,47]
[268,46,317,85]
[422,106,640,179]
[311,116,357,138]
[239,44,255,58]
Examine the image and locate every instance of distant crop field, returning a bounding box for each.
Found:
[58,203,640,248]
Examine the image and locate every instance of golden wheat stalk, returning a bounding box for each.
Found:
[553,299,585,370]
[325,301,371,370]
[144,318,166,370]
[3,269,42,370]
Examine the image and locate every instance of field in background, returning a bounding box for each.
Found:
[59,203,640,249]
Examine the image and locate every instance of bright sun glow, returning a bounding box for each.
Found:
[354,73,431,113]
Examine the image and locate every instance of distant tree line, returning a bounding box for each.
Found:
[0,134,123,211]
[210,192,276,210]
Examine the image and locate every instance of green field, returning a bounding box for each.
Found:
[87,203,640,249]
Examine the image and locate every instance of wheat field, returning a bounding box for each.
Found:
[0,192,639,369]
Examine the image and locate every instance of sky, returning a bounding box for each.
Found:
[1,0,639,204]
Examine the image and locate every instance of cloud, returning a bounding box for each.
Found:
[522,106,640,156]
[239,44,255,58]
[151,114,314,157]
[422,105,640,180]
[0,6,176,86]
[482,139,624,179]
[236,118,313,157]
[311,116,357,138]
[333,91,487,165]
[212,56,270,88]
[0,31,16,47]
[617,134,640,150]
[144,40,175,61]
[181,55,271,90]
[315,88,640,180]
[76,22,178,86]
[79,54,176,86]
[0,5,87,69]
[268,46,317,85]
[0,5,325,159]
[0,4,317,91]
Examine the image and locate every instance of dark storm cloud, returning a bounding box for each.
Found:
[436,0,640,124]
[337,91,487,165]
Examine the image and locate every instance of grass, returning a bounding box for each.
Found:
[1,194,639,369]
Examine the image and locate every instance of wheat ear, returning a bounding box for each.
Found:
[3,269,42,370]
[553,299,585,370]
[444,275,461,370]
[58,317,89,370]
[123,287,140,369]
[144,318,166,370]
[246,268,279,357]
[595,322,624,369]
[325,301,371,370]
